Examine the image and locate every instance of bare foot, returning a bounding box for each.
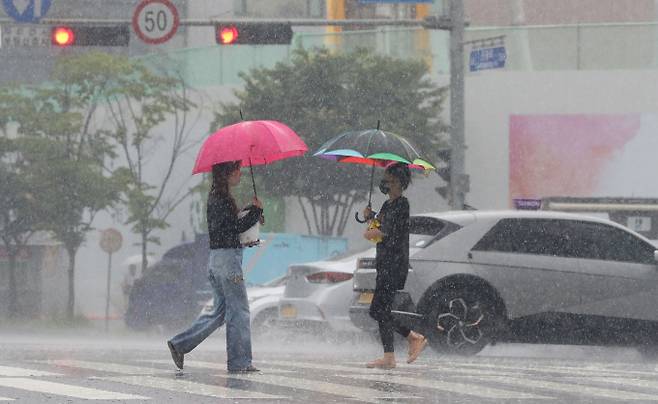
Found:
[407,332,427,364]
[365,355,396,369]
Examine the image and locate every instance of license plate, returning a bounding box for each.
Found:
[358,292,374,304]
[280,305,297,318]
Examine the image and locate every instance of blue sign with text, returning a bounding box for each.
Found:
[469,46,507,72]
[2,0,53,23]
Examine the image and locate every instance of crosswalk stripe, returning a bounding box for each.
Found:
[262,360,410,375]
[569,376,658,391]
[98,375,283,400]
[143,359,297,374]
[350,374,549,399]
[544,364,657,377]
[466,375,658,400]
[0,365,61,377]
[451,362,644,378]
[35,360,163,375]
[0,396,12,401]
[266,359,526,378]
[227,372,419,403]
[0,378,147,400]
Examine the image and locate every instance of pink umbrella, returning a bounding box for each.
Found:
[192,120,307,198]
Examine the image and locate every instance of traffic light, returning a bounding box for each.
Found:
[52,26,75,47]
[435,148,452,200]
[215,23,293,45]
[51,25,130,47]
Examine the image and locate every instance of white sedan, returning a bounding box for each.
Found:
[198,275,287,335]
[277,216,442,334]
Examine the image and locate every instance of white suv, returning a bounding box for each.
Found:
[350,210,658,356]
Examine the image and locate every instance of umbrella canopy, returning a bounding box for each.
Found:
[192,120,308,174]
[314,128,434,219]
[314,129,435,171]
[193,120,307,199]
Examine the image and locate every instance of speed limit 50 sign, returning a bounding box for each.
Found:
[132,0,179,45]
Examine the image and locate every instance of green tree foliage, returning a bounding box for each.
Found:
[17,54,125,321]
[0,88,45,318]
[211,48,447,236]
[0,53,127,320]
[1,52,200,320]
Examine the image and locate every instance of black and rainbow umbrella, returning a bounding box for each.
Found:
[314,124,434,221]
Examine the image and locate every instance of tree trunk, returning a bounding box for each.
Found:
[66,245,77,321]
[7,248,18,318]
[141,231,148,275]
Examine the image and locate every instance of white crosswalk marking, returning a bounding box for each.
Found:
[98,375,283,400]
[227,372,420,403]
[0,378,147,400]
[0,365,60,377]
[8,357,658,402]
[452,362,647,378]
[144,359,297,374]
[351,373,549,399]
[36,360,163,375]
[262,360,410,375]
[544,364,657,377]
[466,375,658,400]
[568,376,658,391]
[267,359,524,377]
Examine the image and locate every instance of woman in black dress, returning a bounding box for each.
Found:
[363,163,427,369]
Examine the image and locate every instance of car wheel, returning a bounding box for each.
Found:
[425,286,500,356]
[252,308,279,336]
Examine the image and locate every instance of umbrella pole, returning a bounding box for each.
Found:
[368,161,375,208]
[249,157,265,225]
[249,158,258,200]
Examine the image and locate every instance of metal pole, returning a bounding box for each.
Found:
[105,252,112,332]
[449,0,466,210]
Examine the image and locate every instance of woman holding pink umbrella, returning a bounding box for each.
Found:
[167,120,307,373]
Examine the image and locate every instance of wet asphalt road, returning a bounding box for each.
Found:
[1,330,657,403]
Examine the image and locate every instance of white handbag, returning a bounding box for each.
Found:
[238,209,260,246]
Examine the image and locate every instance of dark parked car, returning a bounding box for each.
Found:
[125,235,210,331]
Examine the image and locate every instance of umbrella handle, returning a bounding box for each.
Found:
[355,206,375,223]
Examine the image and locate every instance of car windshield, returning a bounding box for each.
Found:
[410,216,446,248]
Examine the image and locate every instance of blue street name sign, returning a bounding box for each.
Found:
[2,0,53,23]
[358,0,433,3]
[469,46,507,72]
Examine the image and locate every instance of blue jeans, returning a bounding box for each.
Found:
[168,248,253,370]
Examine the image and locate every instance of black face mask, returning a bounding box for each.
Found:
[379,180,390,195]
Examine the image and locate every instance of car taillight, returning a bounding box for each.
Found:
[357,258,376,269]
[305,272,353,284]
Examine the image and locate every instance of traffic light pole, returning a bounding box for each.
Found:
[449,0,466,210]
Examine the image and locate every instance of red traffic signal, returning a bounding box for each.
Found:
[52,26,75,47]
[215,23,293,45]
[51,25,130,47]
[217,26,239,45]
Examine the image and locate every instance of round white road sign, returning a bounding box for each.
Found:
[132,0,179,45]
[100,228,123,254]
